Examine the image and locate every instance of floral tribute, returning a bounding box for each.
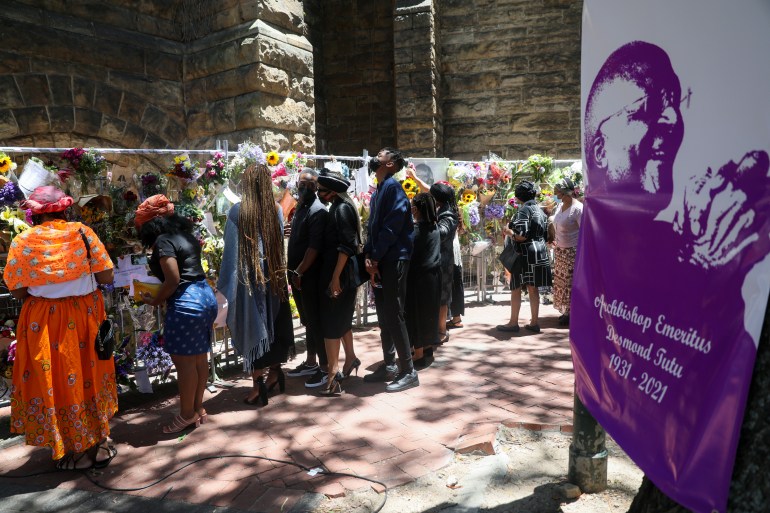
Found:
[113,335,135,390]
[228,141,266,184]
[281,152,307,174]
[522,154,553,183]
[0,152,18,176]
[60,147,108,183]
[266,151,280,167]
[402,177,418,199]
[1,329,17,380]
[0,182,25,207]
[198,152,229,193]
[201,237,224,281]
[1,207,31,241]
[136,330,173,379]
[135,172,167,200]
[168,153,198,181]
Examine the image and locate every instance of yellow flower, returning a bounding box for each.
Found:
[1,208,13,221]
[173,154,188,165]
[266,151,280,166]
[461,189,477,204]
[449,178,463,189]
[402,177,418,194]
[0,154,15,174]
[406,191,416,200]
[14,221,29,234]
[201,259,209,273]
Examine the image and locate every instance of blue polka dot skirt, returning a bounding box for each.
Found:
[164,280,218,355]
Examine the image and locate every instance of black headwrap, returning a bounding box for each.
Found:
[514,180,537,202]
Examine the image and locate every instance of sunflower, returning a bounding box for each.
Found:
[266,151,280,166]
[461,189,477,204]
[0,153,16,175]
[402,177,418,194]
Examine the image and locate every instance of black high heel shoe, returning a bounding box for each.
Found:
[244,377,268,406]
[266,367,286,393]
[342,358,361,378]
[319,374,344,396]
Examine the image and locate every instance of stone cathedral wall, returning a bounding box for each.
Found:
[1,1,582,164]
[0,0,315,173]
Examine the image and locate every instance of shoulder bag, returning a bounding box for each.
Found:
[332,206,367,292]
[79,228,115,360]
[498,238,522,275]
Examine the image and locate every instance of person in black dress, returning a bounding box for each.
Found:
[496,181,552,334]
[429,183,459,344]
[405,193,441,368]
[316,169,362,395]
[286,169,330,389]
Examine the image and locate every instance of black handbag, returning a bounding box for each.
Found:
[349,252,368,289]
[333,205,368,292]
[79,228,115,360]
[95,317,115,360]
[498,240,522,274]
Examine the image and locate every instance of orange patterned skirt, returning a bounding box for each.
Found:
[9,291,118,460]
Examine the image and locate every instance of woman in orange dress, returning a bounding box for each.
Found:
[3,186,117,470]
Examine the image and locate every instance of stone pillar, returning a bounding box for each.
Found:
[393,0,442,157]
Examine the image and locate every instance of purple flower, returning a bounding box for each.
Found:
[468,204,481,226]
[484,204,505,219]
[136,331,173,376]
[0,182,24,206]
[141,174,158,186]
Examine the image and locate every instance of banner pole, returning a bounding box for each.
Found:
[568,392,608,492]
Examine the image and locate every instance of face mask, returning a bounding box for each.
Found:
[297,184,316,202]
[368,158,382,173]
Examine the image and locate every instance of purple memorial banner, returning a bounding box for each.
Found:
[574,2,770,512]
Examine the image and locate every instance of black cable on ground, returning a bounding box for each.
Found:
[0,453,389,513]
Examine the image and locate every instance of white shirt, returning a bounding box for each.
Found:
[553,201,583,248]
[28,275,97,299]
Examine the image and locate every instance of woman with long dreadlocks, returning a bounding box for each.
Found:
[217,163,295,406]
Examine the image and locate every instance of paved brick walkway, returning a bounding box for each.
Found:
[0,300,574,511]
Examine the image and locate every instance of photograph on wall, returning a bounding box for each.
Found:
[408,158,450,185]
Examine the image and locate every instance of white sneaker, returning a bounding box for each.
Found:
[304,369,328,388]
[287,362,319,377]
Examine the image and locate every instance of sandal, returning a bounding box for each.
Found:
[56,452,93,471]
[447,319,464,329]
[162,413,201,434]
[93,442,118,469]
[524,324,541,333]
[438,332,450,345]
[197,408,208,424]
